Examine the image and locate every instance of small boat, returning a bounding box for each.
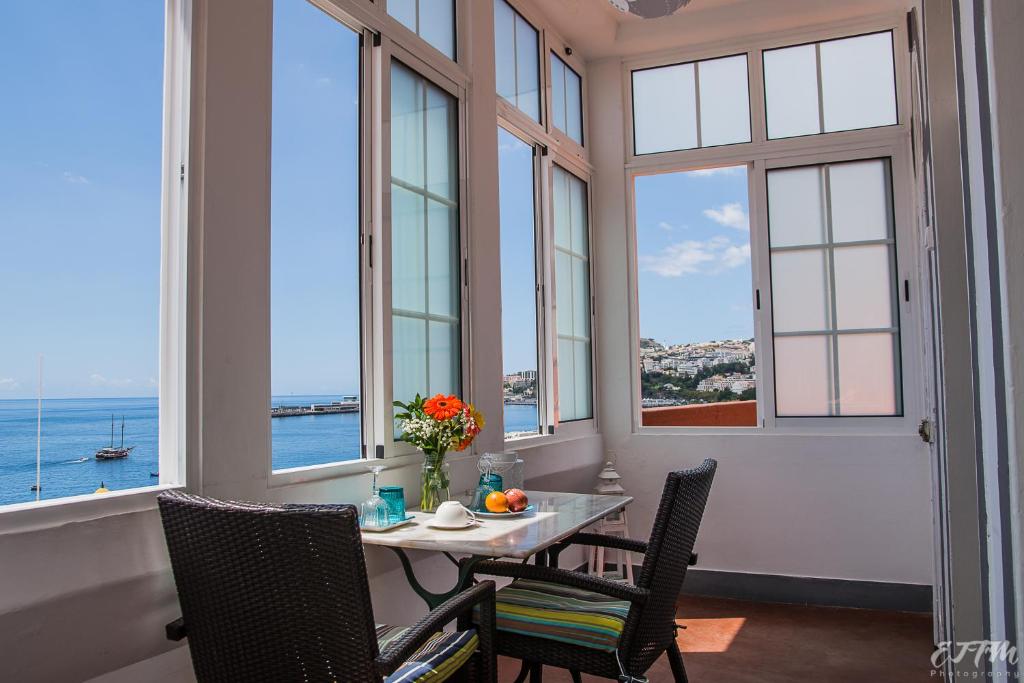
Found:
[30,484,41,492]
[149,472,159,478]
[96,415,134,460]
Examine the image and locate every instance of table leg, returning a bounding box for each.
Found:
[386,547,488,610]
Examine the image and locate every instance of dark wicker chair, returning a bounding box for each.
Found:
[157,491,496,683]
[466,458,717,683]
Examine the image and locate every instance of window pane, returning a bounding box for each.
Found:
[391,62,460,409]
[515,14,540,121]
[389,0,455,60]
[635,166,757,427]
[551,54,583,145]
[774,336,833,416]
[837,334,897,414]
[498,128,540,438]
[0,0,166,504]
[821,32,897,133]
[767,166,826,247]
[271,0,361,470]
[632,64,697,154]
[763,44,820,139]
[833,245,894,329]
[494,0,516,103]
[553,166,592,421]
[698,55,751,147]
[770,250,830,333]
[829,159,892,243]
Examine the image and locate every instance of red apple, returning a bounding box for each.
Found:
[504,488,528,512]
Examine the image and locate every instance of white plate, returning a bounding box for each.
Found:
[426,518,479,530]
[475,504,534,518]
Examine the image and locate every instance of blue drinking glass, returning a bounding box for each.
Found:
[379,486,406,524]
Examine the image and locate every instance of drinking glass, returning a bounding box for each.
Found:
[379,486,406,524]
[360,465,388,529]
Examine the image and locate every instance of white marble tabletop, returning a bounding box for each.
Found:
[360,491,633,559]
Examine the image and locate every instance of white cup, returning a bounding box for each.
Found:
[433,501,476,527]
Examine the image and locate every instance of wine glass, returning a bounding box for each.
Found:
[360,465,389,529]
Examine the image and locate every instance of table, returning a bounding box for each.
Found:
[361,490,633,609]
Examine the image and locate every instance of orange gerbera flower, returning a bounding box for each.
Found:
[423,394,464,420]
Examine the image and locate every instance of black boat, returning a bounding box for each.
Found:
[95,415,134,460]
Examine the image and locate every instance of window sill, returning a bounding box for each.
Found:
[503,428,599,453]
[268,450,482,489]
[0,483,183,537]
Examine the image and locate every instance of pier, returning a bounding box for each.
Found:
[271,399,359,418]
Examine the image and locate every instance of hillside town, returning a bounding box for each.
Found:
[640,337,756,407]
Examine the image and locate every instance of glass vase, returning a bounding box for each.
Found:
[420,451,450,513]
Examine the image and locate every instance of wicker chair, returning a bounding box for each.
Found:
[157,491,496,683]
[466,458,717,683]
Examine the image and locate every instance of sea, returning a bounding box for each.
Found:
[0,397,539,507]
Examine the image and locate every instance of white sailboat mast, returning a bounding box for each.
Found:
[35,354,43,502]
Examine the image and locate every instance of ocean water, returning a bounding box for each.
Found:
[0,397,540,506]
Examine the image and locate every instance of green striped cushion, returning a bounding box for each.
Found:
[376,625,478,683]
[490,579,631,652]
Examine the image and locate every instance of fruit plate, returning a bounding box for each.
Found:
[475,504,535,518]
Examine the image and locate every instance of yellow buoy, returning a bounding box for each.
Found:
[94,482,110,494]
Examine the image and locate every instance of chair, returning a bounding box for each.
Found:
[157,491,496,683]
[466,458,717,683]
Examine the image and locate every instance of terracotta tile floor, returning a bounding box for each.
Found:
[497,595,935,682]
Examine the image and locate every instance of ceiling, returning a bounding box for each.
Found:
[541,0,914,60]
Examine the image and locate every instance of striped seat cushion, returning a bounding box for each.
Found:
[376,625,478,683]
[490,579,631,652]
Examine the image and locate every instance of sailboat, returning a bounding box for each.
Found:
[95,415,134,460]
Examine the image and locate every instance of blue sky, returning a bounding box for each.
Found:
[635,166,754,345]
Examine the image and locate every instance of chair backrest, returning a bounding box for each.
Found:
[158,491,381,683]
[620,458,717,674]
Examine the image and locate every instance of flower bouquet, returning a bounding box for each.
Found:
[394,393,484,512]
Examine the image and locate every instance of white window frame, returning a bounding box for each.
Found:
[0,0,192,524]
[623,13,924,436]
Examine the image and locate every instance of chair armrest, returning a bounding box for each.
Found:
[165,617,187,642]
[467,560,649,604]
[689,552,698,566]
[564,532,648,555]
[375,581,496,676]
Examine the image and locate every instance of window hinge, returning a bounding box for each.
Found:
[372,31,382,48]
[375,444,385,459]
[904,279,910,303]
[918,418,934,444]
[464,257,469,285]
[179,163,185,182]
[755,289,761,310]
[367,233,374,268]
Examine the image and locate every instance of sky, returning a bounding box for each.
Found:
[634,166,755,346]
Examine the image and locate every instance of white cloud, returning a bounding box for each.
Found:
[0,378,19,390]
[315,76,333,87]
[89,373,135,388]
[63,171,90,185]
[640,237,750,277]
[689,166,742,177]
[703,203,748,231]
[657,221,675,232]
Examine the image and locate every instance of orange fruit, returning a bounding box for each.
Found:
[485,491,508,513]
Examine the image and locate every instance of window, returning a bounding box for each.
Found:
[271,0,362,471]
[391,62,461,414]
[632,54,750,155]
[552,166,592,422]
[494,0,540,122]
[763,32,897,140]
[767,158,901,416]
[550,54,583,145]
[634,166,757,427]
[388,0,455,60]
[498,128,542,439]
[0,0,170,505]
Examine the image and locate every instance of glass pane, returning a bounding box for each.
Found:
[632,63,697,154]
[564,64,583,144]
[0,0,166,503]
[770,250,830,333]
[425,86,456,200]
[764,44,820,139]
[774,336,833,416]
[419,0,455,60]
[391,186,426,313]
[428,321,460,395]
[833,245,894,330]
[767,167,826,247]
[551,56,566,136]
[426,200,458,317]
[493,0,516,104]
[393,316,427,405]
[837,333,898,415]
[634,166,757,427]
[573,340,593,420]
[557,338,576,421]
[553,166,571,249]
[829,159,892,243]
[388,0,417,31]
[555,250,573,333]
[390,63,425,188]
[569,170,589,256]
[271,0,361,471]
[515,14,540,122]
[821,32,896,133]
[698,55,751,147]
[498,128,540,438]
[572,257,590,338]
